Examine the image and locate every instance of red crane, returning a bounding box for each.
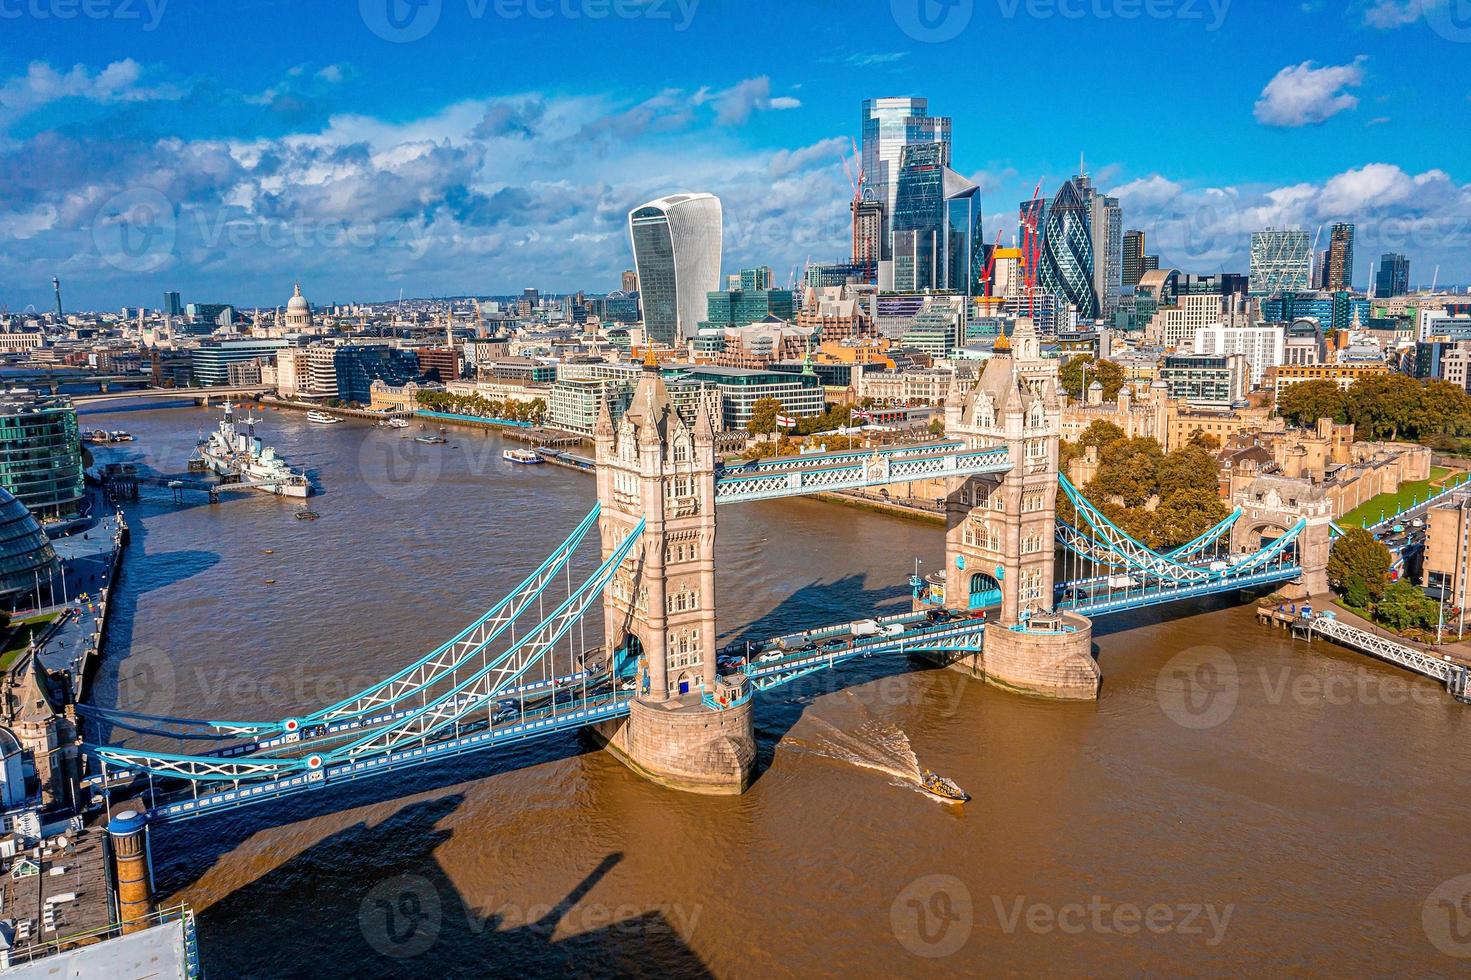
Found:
[1019,178,1045,318]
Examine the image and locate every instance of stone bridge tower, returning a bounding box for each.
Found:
[940,319,1100,700]
[1231,475,1334,598]
[590,354,755,794]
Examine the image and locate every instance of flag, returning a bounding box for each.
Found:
[776,415,797,429]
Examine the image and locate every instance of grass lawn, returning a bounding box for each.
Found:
[1340,466,1463,528]
[0,612,62,673]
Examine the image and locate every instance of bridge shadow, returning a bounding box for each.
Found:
[165,795,711,979]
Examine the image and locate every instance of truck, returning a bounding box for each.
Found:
[851,619,880,638]
[1107,575,1139,589]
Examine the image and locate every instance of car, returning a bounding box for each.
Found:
[620,679,637,691]
[756,650,783,663]
[496,699,519,713]
[822,638,847,651]
[491,708,517,725]
[926,609,953,624]
[877,623,904,637]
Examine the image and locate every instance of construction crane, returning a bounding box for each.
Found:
[1020,178,1045,318]
[840,137,875,284]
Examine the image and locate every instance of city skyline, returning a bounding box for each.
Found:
[4,0,1471,310]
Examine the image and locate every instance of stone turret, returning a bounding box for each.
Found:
[939,317,1100,700]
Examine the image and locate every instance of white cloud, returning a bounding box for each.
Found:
[1362,0,1441,28]
[0,59,180,124]
[1254,58,1367,127]
[317,64,347,84]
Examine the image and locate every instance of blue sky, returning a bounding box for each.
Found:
[2,0,1469,310]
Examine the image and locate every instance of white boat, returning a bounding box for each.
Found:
[306,411,342,425]
[386,417,411,429]
[193,404,312,498]
[503,449,544,465]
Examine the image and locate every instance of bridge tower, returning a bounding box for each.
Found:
[589,354,755,794]
[1232,475,1334,598]
[940,319,1100,700]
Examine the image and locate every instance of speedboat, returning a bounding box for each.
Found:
[306,411,341,425]
[386,417,411,429]
[502,449,543,465]
[919,770,970,804]
[414,435,447,445]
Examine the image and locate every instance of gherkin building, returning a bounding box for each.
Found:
[1037,178,1099,321]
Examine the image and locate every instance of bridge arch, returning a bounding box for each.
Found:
[968,571,1001,611]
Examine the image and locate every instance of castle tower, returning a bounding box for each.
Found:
[590,354,754,793]
[941,318,1100,699]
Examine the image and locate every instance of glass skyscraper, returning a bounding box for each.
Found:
[0,391,84,518]
[1327,222,1355,292]
[860,97,951,261]
[1249,229,1312,296]
[1376,253,1410,298]
[889,142,982,295]
[628,193,723,346]
[1038,178,1099,320]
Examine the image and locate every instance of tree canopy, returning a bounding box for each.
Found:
[1059,356,1126,401]
[1278,374,1471,443]
[416,389,545,424]
[1074,428,1230,549]
[1327,528,1392,609]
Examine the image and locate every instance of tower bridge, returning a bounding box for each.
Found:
[79,320,1337,909]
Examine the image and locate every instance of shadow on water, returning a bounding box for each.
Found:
[177,795,711,979]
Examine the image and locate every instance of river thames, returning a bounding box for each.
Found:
[81,403,1471,977]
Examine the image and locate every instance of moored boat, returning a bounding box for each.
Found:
[306,411,342,425]
[502,449,544,465]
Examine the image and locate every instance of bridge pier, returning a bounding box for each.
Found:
[589,695,755,795]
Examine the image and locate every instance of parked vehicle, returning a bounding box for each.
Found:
[851,619,881,638]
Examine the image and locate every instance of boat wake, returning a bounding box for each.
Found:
[781,712,933,797]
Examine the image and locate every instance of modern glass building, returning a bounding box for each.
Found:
[1122,230,1147,287]
[860,97,951,260]
[0,391,84,519]
[703,268,795,329]
[0,485,58,602]
[628,193,723,347]
[1376,253,1410,298]
[333,346,421,405]
[1037,178,1099,320]
[680,366,823,431]
[1249,229,1312,296]
[890,142,982,295]
[190,339,288,386]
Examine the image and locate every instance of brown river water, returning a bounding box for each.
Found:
[81,403,1471,978]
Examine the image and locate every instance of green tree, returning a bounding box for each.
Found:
[1148,488,1230,551]
[1059,356,1126,401]
[746,397,783,435]
[928,418,945,437]
[1374,580,1440,632]
[1087,437,1163,507]
[1328,528,1391,605]
[1276,379,1348,428]
[1156,446,1220,497]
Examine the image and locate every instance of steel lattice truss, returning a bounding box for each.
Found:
[715,445,1010,504]
[79,505,604,742]
[85,518,645,784]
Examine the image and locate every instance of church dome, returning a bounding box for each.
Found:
[286,283,310,313]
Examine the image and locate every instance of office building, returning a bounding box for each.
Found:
[889,142,983,294]
[1192,324,1286,388]
[1249,229,1312,296]
[860,97,952,261]
[1158,354,1249,408]
[1122,231,1147,287]
[163,291,183,316]
[1327,223,1355,292]
[1376,253,1410,298]
[1038,177,1099,320]
[190,338,288,386]
[680,366,824,430]
[1090,186,1123,318]
[628,193,723,346]
[415,347,463,384]
[0,484,59,601]
[703,270,795,329]
[0,390,84,518]
[334,346,420,404]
